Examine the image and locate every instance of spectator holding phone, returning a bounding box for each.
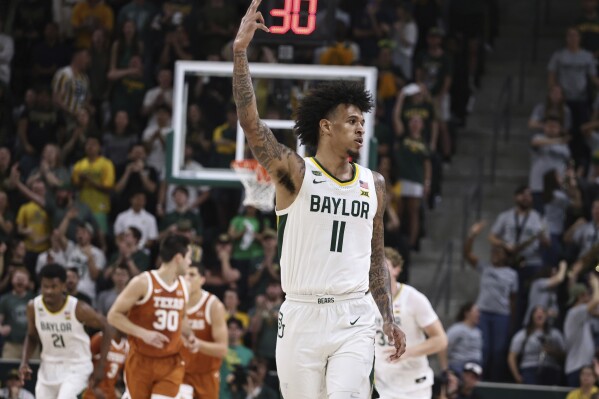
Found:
[507,305,565,385]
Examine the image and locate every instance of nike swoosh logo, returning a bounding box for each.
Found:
[350,316,360,325]
[154,289,163,294]
[313,179,326,184]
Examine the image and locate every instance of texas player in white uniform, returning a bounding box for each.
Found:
[232,2,406,398]
[19,263,113,398]
[374,248,447,399]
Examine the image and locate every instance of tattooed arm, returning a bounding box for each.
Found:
[232,0,305,200]
[370,171,406,361]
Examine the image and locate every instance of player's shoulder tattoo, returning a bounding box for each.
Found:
[372,171,386,211]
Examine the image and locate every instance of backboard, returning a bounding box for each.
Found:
[167,61,378,187]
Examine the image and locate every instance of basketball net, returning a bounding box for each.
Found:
[231,159,276,212]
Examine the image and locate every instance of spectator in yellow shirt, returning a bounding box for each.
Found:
[72,136,115,234]
[224,288,250,329]
[567,366,598,399]
[212,104,237,168]
[71,0,114,49]
[15,178,50,274]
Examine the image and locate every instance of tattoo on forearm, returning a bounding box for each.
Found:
[370,173,394,323]
[232,50,304,194]
[232,51,255,110]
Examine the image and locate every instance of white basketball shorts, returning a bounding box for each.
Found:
[36,360,93,399]
[276,292,376,399]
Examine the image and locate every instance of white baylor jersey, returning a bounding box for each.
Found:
[276,157,378,295]
[374,283,439,395]
[34,295,92,364]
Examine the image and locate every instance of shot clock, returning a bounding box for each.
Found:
[254,0,337,45]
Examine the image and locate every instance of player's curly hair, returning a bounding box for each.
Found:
[294,81,374,148]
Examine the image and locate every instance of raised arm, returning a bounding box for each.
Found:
[232,0,304,203]
[392,91,406,136]
[370,172,406,361]
[546,260,568,288]
[588,274,599,316]
[464,221,485,267]
[9,165,46,208]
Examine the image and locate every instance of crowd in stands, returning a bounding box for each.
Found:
[0,0,504,397]
[440,1,599,398]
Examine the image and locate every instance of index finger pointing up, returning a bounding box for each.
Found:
[249,0,263,14]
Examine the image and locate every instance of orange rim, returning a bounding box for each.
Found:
[231,159,272,183]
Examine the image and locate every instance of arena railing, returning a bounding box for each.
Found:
[490,75,513,184]
[460,155,484,269]
[430,159,484,311]
[430,240,454,316]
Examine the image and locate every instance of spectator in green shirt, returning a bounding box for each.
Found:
[220,317,254,399]
[228,205,269,302]
[394,114,432,250]
[228,205,267,263]
[0,267,34,359]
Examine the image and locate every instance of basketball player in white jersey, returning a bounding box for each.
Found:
[19,263,114,398]
[232,2,406,397]
[374,248,447,399]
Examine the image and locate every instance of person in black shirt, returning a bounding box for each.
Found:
[17,87,64,179]
[113,143,159,216]
[65,266,93,306]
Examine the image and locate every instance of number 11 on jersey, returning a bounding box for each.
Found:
[330,220,346,253]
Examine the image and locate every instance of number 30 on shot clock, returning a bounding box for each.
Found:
[269,0,317,35]
[255,0,336,45]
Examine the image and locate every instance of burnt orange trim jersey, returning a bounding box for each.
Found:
[84,333,129,399]
[182,291,222,373]
[128,271,188,357]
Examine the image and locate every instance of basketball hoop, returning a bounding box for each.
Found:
[231,159,276,212]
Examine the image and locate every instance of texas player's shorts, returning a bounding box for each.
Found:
[179,370,220,399]
[276,292,376,399]
[123,350,185,399]
[36,360,93,399]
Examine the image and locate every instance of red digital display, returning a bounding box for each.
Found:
[269,0,318,35]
